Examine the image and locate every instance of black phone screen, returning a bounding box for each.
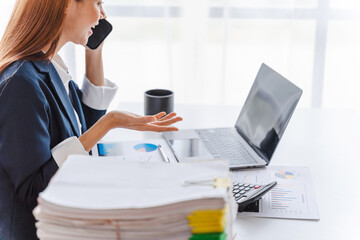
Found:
[86,19,113,50]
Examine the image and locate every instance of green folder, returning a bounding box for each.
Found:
[189,232,227,240]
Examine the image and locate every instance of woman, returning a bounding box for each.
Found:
[0,0,182,239]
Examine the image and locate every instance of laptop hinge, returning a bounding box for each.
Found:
[235,126,270,164]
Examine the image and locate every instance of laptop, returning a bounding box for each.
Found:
[163,63,303,169]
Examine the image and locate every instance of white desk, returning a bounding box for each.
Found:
[104,103,360,240]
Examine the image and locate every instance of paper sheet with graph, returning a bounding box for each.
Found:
[232,166,319,220]
[94,139,177,163]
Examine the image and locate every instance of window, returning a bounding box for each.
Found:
[2,0,360,110]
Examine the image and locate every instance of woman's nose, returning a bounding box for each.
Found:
[100,6,106,19]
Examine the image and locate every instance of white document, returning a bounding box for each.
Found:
[40,155,230,210]
[232,166,320,220]
[92,139,176,163]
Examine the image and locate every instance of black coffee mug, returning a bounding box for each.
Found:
[144,89,174,115]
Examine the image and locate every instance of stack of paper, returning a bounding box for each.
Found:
[33,155,236,240]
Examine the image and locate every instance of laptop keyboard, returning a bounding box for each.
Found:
[195,128,258,165]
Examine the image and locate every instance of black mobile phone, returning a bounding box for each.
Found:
[86,19,113,50]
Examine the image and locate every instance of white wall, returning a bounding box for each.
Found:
[2,0,360,111]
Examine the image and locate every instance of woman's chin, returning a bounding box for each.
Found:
[69,37,88,47]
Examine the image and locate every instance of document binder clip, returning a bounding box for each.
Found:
[183,177,230,188]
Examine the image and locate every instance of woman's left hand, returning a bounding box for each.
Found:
[85,40,104,53]
[107,111,183,132]
[85,41,105,86]
[79,111,182,152]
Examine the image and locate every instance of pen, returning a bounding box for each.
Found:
[157,145,170,163]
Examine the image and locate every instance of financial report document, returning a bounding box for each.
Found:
[92,139,177,163]
[232,166,319,220]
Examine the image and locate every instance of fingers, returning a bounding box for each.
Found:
[128,112,176,121]
[136,125,179,132]
[110,111,182,131]
[157,112,177,121]
[131,116,156,124]
[152,116,183,126]
[154,126,179,132]
[153,112,167,119]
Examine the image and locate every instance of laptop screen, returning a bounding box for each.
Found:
[235,63,302,162]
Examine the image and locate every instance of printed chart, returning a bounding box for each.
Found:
[95,139,176,163]
[232,166,319,220]
[275,171,294,179]
[98,143,121,156]
[265,183,308,215]
[133,143,158,153]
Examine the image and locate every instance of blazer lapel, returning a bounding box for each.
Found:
[48,64,80,136]
[31,59,80,136]
[68,81,88,133]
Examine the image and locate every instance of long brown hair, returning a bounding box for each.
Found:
[0,0,73,73]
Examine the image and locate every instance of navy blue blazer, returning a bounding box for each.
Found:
[0,58,106,240]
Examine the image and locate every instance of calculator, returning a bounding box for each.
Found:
[232,181,277,212]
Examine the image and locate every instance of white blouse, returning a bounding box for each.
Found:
[50,53,118,167]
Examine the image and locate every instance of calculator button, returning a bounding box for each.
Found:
[240,190,246,194]
[254,185,261,189]
[236,198,244,203]
[233,185,240,190]
[249,184,254,188]
[234,193,241,198]
[233,189,240,194]
[239,184,244,187]
[244,187,250,191]
[239,186,245,190]
[243,184,249,187]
